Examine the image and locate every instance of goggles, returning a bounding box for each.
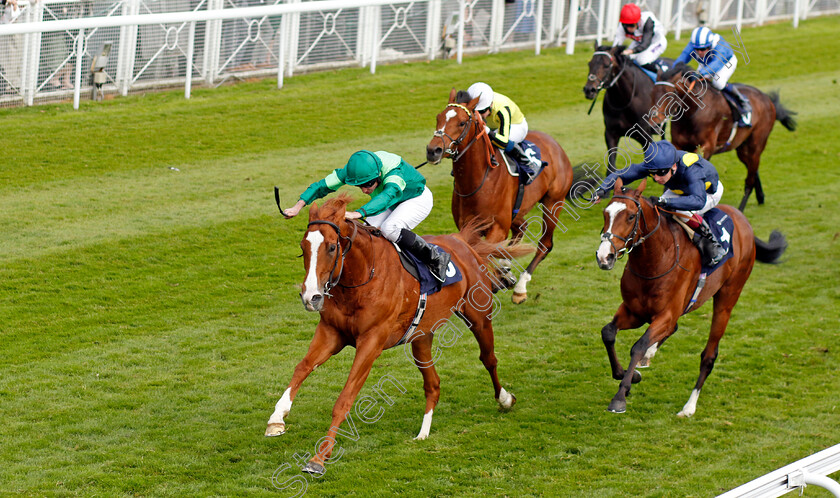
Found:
[647,167,672,177]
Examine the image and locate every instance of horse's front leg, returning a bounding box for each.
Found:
[266,322,345,437]
[601,303,644,382]
[608,314,675,413]
[303,332,389,475]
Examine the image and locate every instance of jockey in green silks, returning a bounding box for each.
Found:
[283,150,451,282]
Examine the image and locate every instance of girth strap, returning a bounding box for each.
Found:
[396,292,428,346]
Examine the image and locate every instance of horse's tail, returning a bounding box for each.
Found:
[457,217,535,262]
[755,230,787,264]
[567,162,601,201]
[769,91,797,131]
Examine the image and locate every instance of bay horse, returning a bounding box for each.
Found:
[595,178,786,415]
[584,44,668,170]
[650,63,797,211]
[425,88,574,304]
[266,194,532,475]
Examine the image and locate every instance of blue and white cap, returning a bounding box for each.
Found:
[690,26,719,49]
[643,140,678,170]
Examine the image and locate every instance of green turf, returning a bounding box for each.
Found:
[1,16,839,496]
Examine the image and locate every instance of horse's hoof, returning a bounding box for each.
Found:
[265,423,286,437]
[637,357,650,368]
[607,400,626,413]
[302,461,326,476]
[631,370,642,384]
[511,292,527,304]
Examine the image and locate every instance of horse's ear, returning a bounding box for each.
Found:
[308,202,320,220]
[593,41,599,51]
[467,95,481,112]
[611,45,623,56]
[448,88,457,103]
[636,178,648,196]
[613,177,624,193]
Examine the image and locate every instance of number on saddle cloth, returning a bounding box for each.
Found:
[396,244,463,295]
[507,140,546,186]
[701,208,735,273]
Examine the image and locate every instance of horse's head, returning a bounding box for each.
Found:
[426,88,483,164]
[299,194,354,312]
[649,62,706,133]
[596,178,650,270]
[584,45,623,100]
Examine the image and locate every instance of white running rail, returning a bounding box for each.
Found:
[718,443,840,498]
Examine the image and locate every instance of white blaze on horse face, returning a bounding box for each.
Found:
[597,202,627,263]
[302,230,324,302]
[444,109,458,127]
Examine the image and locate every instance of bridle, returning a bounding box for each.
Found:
[433,103,496,198]
[588,51,627,92]
[601,194,691,280]
[433,103,486,163]
[600,194,662,259]
[587,51,636,113]
[306,219,375,297]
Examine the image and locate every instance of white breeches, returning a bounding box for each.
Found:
[662,181,724,217]
[701,55,737,90]
[365,186,434,242]
[509,118,529,144]
[629,37,667,65]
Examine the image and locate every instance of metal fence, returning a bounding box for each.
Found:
[0,0,837,108]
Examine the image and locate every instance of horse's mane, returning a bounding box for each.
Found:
[457,217,535,262]
[454,90,471,105]
[318,193,354,220]
[661,62,693,81]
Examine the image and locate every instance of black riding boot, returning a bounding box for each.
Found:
[397,229,451,283]
[507,142,540,180]
[724,83,752,127]
[692,218,726,266]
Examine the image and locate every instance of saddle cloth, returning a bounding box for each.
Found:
[701,207,735,274]
[503,140,547,186]
[395,243,462,295]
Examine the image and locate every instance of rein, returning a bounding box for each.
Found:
[306,219,375,296]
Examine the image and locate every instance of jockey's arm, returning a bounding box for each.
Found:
[299,169,344,205]
[596,163,647,198]
[632,17,656,53]
[356,181,403,218]
[489,107,514,150]
[665,171,708,211]
[675,44,695,65]
[612,28,626,47]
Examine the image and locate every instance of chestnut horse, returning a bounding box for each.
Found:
[595,178,786,415]
[651,63,797,211]
[266,194,532,475]
[425,89,574,304]
[584,45,669,170]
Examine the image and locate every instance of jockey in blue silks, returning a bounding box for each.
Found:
[594,140,727,266]
[675,26,752,127]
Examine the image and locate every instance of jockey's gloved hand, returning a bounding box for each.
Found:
[650,195,668,208]
[487,129,496,141]
[483,125,491,135]
[595,188,608,200]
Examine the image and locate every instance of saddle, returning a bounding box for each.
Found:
[391,240,462,295]
[668,208,735,274]
[501,140,546,186]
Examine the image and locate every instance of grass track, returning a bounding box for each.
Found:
[1,16,839,496]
